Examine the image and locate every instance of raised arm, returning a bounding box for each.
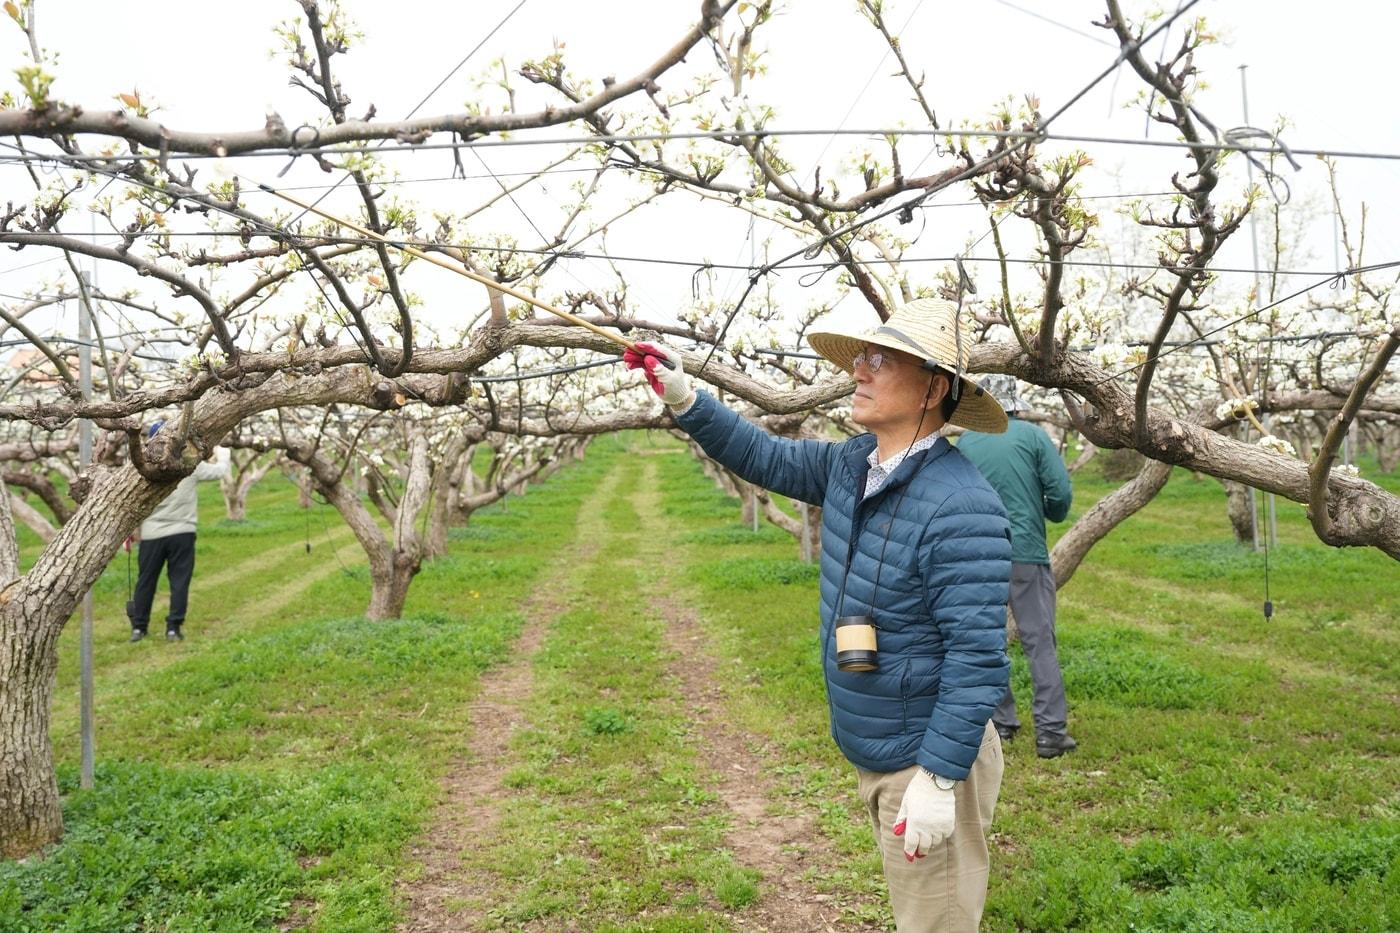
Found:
[192,446,231,482]
[625,343,836,505]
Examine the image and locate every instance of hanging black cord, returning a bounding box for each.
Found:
[834,372,938,620]
[1263,530,1273,620]
[868,377,937,615]
[1253,339,1274,621]
[312,491,355,577]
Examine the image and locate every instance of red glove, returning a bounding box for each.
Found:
[622,341,667,396]
[622,342,692,407]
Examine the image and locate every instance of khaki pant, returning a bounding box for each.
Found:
[856,722,1004,933]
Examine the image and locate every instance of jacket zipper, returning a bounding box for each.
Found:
[901,658,912,730]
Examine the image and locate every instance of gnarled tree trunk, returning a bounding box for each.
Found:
[1051,457,1173,588]
[1052,453,1170,585]
[366,551,418,621]
[292,433,433,622]
[0,457,179,857]
[1,474,56,853]
[220,450,279,522]
[423,435,472,561]
[0,614,61,858]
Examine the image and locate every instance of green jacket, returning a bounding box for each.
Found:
[957,418,1072,565]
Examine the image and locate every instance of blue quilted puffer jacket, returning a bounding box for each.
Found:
[675,391,1012,778]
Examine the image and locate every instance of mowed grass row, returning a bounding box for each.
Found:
[1,442,619,931]
[655,448,1400,932]
[456,452,763,930]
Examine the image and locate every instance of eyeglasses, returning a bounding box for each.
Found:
[852,348,888,373]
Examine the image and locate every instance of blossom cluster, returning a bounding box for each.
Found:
[1256,434,1297,457]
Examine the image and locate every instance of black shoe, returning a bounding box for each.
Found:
[994,722,1019,742]
[129,629,146,643]
[165,628,183,642]
[1036,732,1078,759]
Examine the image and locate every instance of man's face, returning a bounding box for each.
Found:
[850,343,947,431]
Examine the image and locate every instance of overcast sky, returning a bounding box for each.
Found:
[2,0,1396,360]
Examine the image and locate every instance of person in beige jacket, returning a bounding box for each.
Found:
[126,422,229,642]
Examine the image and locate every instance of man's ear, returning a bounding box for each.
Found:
[923,373,950,411]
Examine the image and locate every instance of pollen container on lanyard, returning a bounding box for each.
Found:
[833,438,932,673]
[833,368,946,673]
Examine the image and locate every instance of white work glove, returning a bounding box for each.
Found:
[892,769,957,861]
[622,341,694,410]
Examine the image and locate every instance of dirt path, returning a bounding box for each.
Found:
[635,458,880,932]
[394,465,621,932]
[397,455,878,931]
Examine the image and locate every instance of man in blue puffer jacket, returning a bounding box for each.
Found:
[625,297,1012,932]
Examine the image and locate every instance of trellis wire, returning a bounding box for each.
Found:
[3,126,1397,164]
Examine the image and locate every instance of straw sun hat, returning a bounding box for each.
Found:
[808,297,1008,433]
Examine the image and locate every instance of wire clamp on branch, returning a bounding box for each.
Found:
[954,254,978,297]
[277,125,323,178]
[450,131,466,180]
[690,261,715,303]
[1224,124,1302,204]
[798,260,843,288]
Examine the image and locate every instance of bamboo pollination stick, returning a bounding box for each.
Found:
[242,175,674,367]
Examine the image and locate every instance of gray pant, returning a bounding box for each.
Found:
[994,563,1068,736]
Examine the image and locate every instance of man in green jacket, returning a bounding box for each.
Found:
[957,376,1077,758]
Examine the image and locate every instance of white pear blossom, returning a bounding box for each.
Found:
[1256,434,1297,457]
[1216,397,1259,421]
[180,350,227,374]
[1090,342,1130,370]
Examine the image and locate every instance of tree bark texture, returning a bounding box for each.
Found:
[0,366,454,856]
[423,436,470,562]
[0,478,19,586]
[0,459,175,856]
[1051,458,1174,588]
[0,615,60,858]
[294,434,432,622]
[220,452,278,522]
[981,341,1400,559]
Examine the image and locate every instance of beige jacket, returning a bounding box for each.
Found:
[139,447,230,540]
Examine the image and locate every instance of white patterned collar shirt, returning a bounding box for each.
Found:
[864,432,941,499]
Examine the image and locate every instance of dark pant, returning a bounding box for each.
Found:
[994,563,1069,736]
[128,532,196,633]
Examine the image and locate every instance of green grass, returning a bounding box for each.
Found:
[1,440,617,931]
[2,434,1397,930]
[456,451,762,929]
[657,445,1400,931]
